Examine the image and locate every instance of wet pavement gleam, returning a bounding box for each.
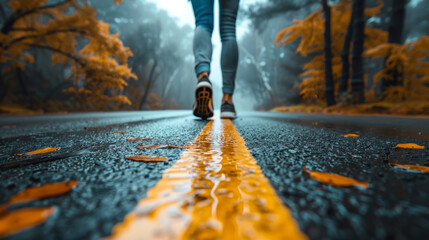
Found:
[108,120,305,240]
[0,111,428,240]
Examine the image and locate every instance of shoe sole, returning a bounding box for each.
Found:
[193,82,213,119]
[220,111,237,119]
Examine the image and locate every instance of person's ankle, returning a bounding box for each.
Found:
[198,72,209,80]
[222,94,233,104]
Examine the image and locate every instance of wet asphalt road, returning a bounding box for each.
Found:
[1,111,428,240]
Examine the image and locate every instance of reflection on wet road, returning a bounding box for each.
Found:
[108,119,306,240]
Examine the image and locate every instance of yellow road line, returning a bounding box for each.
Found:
[107,119,307,240]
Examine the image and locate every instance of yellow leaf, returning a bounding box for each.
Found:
[125,155,169,162]
[137,145,164,149]
[341,134,360,137]
[0,207,55,238]
[166,144,191,149]
[303,167,369,188]
[115,132,127,134]
[393,143,424,149]
[2,181,79,207]
[17,147,59,156]
[390,163,429,173]
[127,138,153,141]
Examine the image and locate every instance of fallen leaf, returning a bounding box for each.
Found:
[115,132,127,134]
[125,155,169,162]
[393,143,424,149]
[0,207,55,238]
[17,147,59,156]
[390,163,429,173]
[137,145,165,149]
[341,134,360,137]
[166,144,191,149]
[2,125,15,129]
[303,167,369,188]
[127,138,153,141]
[2,181,79,208]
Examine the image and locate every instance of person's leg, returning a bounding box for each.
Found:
[191,0,214,79]
[219,0,239,103]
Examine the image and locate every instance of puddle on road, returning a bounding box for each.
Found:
[107,119,306,240]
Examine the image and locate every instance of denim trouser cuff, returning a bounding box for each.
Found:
[222,86,234,94]
[195,63,211,75]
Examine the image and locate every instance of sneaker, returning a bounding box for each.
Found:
[220,101,237,119]
[193,76,214,119]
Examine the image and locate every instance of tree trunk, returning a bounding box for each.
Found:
[350,0,365,104]
[322,0,336,106]
[139,59,158,110]
[161,67,180,109]
[382,0,406,92]
[16,69,28,96]
[0,73,6,103]
[338,1,356,97]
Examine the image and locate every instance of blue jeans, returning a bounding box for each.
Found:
[191,0,239,94]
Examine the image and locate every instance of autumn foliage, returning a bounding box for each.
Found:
[275,0,418,105]
[364,36,429,101]
[275,0,387,104]
[0,0,135,106]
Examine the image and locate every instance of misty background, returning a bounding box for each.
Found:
[0,0,428,112]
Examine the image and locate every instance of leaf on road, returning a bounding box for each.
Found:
[127,138,153,141]
[115,132,127,134]
[393,143,424,149]
[0,207,55,238]
[303,167,369,188]
[137,145,165,149]
[390,163,429,173]
[125,155,169,162]
[3,181,79,207]
[166,144,191,149]
[17,147,59,156]
[341,134,360,137]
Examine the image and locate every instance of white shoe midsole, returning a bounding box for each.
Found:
[221,111,237,119]
[196,81,212,89]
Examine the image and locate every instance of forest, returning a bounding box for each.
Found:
[0,0,428,114]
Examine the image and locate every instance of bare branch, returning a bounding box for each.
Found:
[9,28,37,32]
[1,0,73,34]
[0,2,7,22]
[28,43,84,67]
[4,28,87,49]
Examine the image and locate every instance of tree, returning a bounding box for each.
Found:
[381,0,406,92]
[322,0,336,106]
[0,0,135,107]
[275,0,386,105]
[338,0,356,97]
[247,0,319,31]
[350,0,366,103]
[365,37,429,101]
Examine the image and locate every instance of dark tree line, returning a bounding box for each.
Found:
[244,0,421,108]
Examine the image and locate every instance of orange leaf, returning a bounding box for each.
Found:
[137,145,165,149]
[393,143,424,149]
[390,163,429,173]
[166,144,191,149]
[127,138,153,141]
[0,207,55,238]
[125,155,169,162]
[3,181,79,207]
[17,147,59,156]
[116,132,127,134]
[2,125,15,129]
[303,167,369,188]
[341,134,360,137]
